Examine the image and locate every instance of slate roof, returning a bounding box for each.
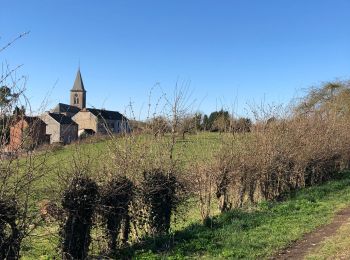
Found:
[48,113,77,125]
[85,108,127,121]
[71,69,85,92]
[51,103,80,115]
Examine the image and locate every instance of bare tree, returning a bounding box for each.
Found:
[0,32,51,259]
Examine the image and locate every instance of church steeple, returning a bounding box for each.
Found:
[71,69,85,91]
[70,69,86,109]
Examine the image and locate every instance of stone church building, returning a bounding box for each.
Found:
[7,69,130,150]
[42,69,130,144]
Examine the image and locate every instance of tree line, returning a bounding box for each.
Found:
[145,109,252,138]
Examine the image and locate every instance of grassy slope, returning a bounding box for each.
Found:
[18,133,350,259]
[20,133,222,259]
[28,133,218,199]
[132,172,350,259]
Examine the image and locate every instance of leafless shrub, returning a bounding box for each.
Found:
[38,199,63,223]
[60,176,99,260]
[99,176,133,254]
[211,81,350,210]
[90,81,192,251]
[178,114,199,139]
[0,197,20,259]
[146,116,170,137]
[140,169,179,236]
[0,32,53,259]
[190,161,217,223]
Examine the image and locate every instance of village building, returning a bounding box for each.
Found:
[47,69,130,137]
[9,116,47,150]
[72,108,129,136]
[40,112,78,144]
[8,69,130,150]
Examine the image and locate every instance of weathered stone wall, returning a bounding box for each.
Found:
[41,114,60,144]
[72,111,130,136]
[72,111,97,133]
[70,91,86,110]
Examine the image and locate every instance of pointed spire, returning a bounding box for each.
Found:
[71,69,85,91]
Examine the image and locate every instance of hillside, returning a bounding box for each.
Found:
[17,133,350,259]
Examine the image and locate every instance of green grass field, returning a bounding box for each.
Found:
[20,132,223,259]
[17,133,350,259]
[22,133,217,197]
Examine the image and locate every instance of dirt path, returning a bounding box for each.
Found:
[272,206,350,260]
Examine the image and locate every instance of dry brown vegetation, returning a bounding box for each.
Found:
[3,34,350,259]
[204,82,350,217]
[0,32,52,259]
[4,79,350,258]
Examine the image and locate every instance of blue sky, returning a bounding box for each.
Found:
[1,0,350,119]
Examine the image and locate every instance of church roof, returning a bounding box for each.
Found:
[48,113,77,125]
[51,103,80,115]
[71,69,85,92]
[85,108,127,121]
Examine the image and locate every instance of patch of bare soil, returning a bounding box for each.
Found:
[271,206,350,260]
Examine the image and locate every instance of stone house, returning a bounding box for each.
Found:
[9,116,47,151]
[72,108,130,136]
[41,112,78,144]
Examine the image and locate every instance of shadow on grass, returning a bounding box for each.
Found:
[118,171,350,259]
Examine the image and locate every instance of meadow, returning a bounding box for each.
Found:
[20,132,223,259]
[3,81,350,259]
[17,131,350,259]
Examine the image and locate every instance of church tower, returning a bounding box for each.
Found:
[70,69,86,109]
